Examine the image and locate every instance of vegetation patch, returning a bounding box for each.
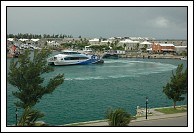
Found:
[155,106,187,114]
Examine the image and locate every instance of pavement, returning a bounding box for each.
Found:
[63,108,187,126]
[78,112,187,126]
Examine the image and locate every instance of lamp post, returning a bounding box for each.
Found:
[15,107,18,126]
[146,97,148,119]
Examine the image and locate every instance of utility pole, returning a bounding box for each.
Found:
[146,97,148,119]
[15,107,18,126]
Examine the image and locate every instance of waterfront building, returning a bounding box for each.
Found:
[47,40,60,48]
[7,38,14,47]
[175,46,187,54]
[84,46,93,52]
[139,41,153,51]
[152,43,175,53]
[150,39,187,46]
[62,37,80,43]
[119,39,139,51]
[100,40,112,45]
[108,37,116,40]
[7,38,14,42]
[89,38,100,45]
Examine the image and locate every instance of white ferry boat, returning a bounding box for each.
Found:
[47,50,104,66]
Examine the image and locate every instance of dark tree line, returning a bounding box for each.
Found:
[7,33,42,39]
[7,33,74,39]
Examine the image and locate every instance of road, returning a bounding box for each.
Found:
[78,112,188,127]
[129,115,187,126]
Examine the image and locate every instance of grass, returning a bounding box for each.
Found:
[62,105,187,126]
[155,105,187,114]
[179,105,187,108]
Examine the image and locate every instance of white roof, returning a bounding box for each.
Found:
[108,37,115,40]
[129,37,138,40]
[7,38,14,41]
[31,39,40,42]
[89,38,99,42]
[120,39,139,43]
[19,39,29,41]
[160,43,174,47]
[140,41,152,45]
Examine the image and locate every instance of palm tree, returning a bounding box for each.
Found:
[123,43,127,50]
[18,106,46,126]
[106,108,131,126]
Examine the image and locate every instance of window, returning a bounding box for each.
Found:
[64,57,88,60]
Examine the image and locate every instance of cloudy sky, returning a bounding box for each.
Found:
[6,5,188,39]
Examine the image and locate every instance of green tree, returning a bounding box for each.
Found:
[144,44,148,50]
[180,51,187,56]
[18,106,46,126]
[135,43,139,51]
[123,43,126,50]
[106,108,131,126]
[163,64,187,108]
[44,41,47,46]
[8,49,64,109]
[142,44,148,52]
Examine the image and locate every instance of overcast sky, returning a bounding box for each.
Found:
[7,6,187,39]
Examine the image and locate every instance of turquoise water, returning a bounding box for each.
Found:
[7,56,187,126]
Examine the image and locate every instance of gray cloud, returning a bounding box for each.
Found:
[7,7,187,39]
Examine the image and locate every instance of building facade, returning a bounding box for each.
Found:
[152,43,175,53]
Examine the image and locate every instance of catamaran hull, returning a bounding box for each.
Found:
[47,50,104,66]
[48,59,104,66]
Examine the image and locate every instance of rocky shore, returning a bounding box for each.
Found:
[119,54,184,60]
[7,50,185,60]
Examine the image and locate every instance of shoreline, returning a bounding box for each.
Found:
[92,51,186,60]
[7,54,185,60]
[6,49,186,60]
[61,105,187,126]
[119,55,185,60]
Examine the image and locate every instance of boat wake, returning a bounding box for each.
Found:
[65,61,176,80]
[62,60,177,81]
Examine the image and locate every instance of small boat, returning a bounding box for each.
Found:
[102,53,119,59]
[180,56,187,60]
[47,50,104,66]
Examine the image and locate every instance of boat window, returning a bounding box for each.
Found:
[64,57,71,60]
[79,57,88,60]
[64,57,88,60]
